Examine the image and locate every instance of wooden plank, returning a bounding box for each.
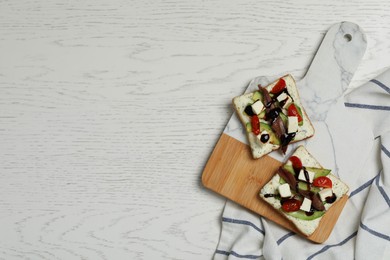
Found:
[202,133,348,243]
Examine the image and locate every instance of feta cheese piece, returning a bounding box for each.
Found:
[287,116,298,133]
[278,183,292,198]
[276,92,292,107]
[319,188,333,201]
[288,116,299,133]
[277,92,288,102]
[251,100,264,115]
[298,169,315,183]
[300,197,312,212]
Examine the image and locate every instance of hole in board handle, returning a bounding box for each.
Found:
[344,34,352,42]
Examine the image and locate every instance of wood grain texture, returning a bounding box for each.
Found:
[1,0,390,259]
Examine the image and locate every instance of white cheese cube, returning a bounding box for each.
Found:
[276,93,292,108]
[319,188,333,201]
[298,169,315,183]
[278,183,292,198]
[300,197,312,212]
[251,100,264,115]
[288,116,299,133]
[277,92,288,102]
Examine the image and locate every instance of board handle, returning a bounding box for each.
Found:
[299,22,367,121]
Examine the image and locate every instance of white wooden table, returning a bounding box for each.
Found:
[1,1,390,259]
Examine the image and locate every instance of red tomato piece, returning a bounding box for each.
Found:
[281,199,301,212]
[251,115,260,135]
[287,103,303,123]
[289,156,303,170]
[270,78,286,94]
[313,176,332,188]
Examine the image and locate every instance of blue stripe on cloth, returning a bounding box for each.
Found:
[277,232,296,245]
[222,217,265,235]
[344,102,390,111]
[382,144,390,159]
[375,173,390,207]
[370,79,390,94]
[360,222,390,241]
[349,174,377,198]
[306,231,358,260]
[215,249,262,259]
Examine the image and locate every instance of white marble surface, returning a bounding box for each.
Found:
[1,1,390,259]
[299,22,367,121]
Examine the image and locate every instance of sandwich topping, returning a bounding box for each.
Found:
[264,155,337,220]
[243,78,304,154]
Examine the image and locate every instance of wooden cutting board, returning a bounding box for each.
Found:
[202,22,367,243]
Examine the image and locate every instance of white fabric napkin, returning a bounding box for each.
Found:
[214,70,390,260]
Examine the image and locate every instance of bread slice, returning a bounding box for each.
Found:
[232,74,314,159]
[259,146,349,236]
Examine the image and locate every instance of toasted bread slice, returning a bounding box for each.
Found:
[259,146,349,236]
[232,74,314,159]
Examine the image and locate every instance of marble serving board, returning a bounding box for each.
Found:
[202,22,370,243]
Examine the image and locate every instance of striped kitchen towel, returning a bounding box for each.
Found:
[213,70,390,260]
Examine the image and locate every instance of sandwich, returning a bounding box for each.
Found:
[232,74,314,159]
[259,146,349,236]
